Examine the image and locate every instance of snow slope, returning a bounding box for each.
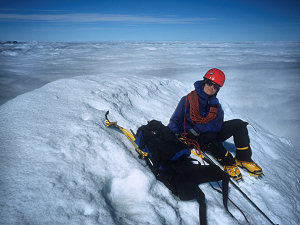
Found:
[0,75,299,225]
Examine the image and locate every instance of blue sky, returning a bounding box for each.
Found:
[0,0,299,41]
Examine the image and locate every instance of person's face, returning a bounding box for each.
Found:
[203,80,220,96]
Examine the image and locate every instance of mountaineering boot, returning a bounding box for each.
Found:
[235,159,263,178]
[216,150,242,181]
[224,164,242,181]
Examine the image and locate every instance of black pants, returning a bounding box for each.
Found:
[196,119,253,166]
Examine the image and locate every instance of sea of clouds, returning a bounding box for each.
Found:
[1,41,299,150]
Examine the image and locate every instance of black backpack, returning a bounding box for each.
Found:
[135,120,190,182]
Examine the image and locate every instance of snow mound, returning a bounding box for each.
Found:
[0,75,299,225]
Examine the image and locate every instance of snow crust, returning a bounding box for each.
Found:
[1,75,299,224]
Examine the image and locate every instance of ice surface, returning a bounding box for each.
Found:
[0,74,299,224]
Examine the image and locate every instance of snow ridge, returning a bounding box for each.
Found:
[0,75,299,225]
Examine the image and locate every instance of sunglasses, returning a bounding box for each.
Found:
[205,79,220,91]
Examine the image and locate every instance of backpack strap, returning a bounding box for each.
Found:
[197,190,207,225]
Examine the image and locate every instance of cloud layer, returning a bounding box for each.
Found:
[0,12,215,24]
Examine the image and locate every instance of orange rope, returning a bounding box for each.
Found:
[180,134,205,165]
[216,182,250,224]
[187,91,218,124]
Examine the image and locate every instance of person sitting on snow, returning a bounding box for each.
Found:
[136,119,230,225]
[168,68,262,181]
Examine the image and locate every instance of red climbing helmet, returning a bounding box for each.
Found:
[203,68,225,87]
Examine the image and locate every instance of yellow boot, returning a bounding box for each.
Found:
[236,159,263,177]
[224,164,242,181]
